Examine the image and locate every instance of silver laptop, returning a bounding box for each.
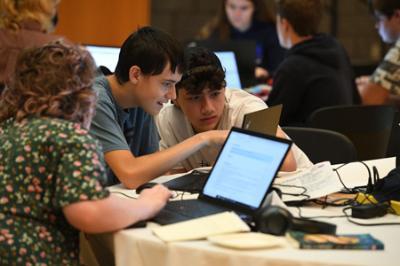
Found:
[242,104,283,136]
[153,127,292,225]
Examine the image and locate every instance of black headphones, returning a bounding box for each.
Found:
[255,206,337,236]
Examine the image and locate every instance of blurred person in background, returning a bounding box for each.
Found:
[199,0,285,82]
[0,0,65,92]
[357,0,400,106]
[267,0,360,126]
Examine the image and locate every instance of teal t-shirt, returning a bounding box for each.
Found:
[90,76,159,185]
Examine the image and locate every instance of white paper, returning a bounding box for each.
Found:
[152,212,250,242]
[273,161,342,202]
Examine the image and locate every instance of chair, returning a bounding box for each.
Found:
[308,105,395,161]
[283,127,357,164]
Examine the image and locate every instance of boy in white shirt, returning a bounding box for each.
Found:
[156,47,312,171]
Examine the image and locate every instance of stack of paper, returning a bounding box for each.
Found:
[274,161,342,202]
[152,212,250,242]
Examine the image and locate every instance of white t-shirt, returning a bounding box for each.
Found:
[156,89,312,171]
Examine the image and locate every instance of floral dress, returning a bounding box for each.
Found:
[0,117,110,265]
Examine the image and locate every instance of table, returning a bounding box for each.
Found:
[84,157,400,266]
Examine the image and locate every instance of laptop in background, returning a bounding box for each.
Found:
[162,105,284,193]
[242,104,283,136]
[153,127,292,225]
[214,51,242,89]
[188,39,257,87]
[85,45,120,72]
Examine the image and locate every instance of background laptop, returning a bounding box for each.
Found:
[85,45,120,72]
[153,127,292,225]
[162,105,283,193]
[85,44,242,90]
[214,51,242,89]
[242,104,283,136]
[188,39,257,87]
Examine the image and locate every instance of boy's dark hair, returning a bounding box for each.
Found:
[275,0,322,36]
[114,26,184,84]
[176,47,226,95]
[369,0,400,18]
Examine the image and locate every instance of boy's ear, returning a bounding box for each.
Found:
[128,65,141,84]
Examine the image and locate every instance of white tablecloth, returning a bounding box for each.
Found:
[84,157,400,266]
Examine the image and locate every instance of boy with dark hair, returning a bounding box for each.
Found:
[267,0,360,126]
[156,46,312,172]
[89,27,227,188]
[357,0,400,105]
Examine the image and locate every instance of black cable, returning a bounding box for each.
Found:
[312,197,354,207]
[274,184,310,199]
[334,169,352,193]
[295,206,347,220]
[110,191,138,199]
[333,161,374,193]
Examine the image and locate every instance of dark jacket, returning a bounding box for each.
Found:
[267,34,360,126]
[209,20,286,75]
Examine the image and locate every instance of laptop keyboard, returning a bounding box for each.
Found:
[163,170,209,193]
[153,199,229,225]
[152,199,254,225]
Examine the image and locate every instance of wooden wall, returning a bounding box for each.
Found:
[55,0,150,46]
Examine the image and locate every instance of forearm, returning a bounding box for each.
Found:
[64,194,155,233]
[277,127,297,172]
[358,82,389,105]
[280,149,296,172]
[108,133,209,189]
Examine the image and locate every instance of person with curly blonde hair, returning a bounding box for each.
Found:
[0,0,65,92]
[0,41,171,265]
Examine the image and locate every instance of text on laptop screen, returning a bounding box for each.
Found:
[86,45,120,72]
[203,130,290,209]
[214,51,242,89]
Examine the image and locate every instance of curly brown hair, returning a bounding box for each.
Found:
[0,41,96,128]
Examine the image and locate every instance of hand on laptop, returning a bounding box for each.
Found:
[136,184,172,219]
[199,130,229,146]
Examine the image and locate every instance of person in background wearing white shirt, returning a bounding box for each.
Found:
[156,46,312,172]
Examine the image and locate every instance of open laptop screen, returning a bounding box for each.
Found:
[214,51,242,89]
[202,128,291,209]
[85,45,120,72]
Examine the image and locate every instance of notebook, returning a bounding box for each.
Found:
[153,127,292,225]
[162,105,283,192]
[214,51,242,89]
[85,45,120,72]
